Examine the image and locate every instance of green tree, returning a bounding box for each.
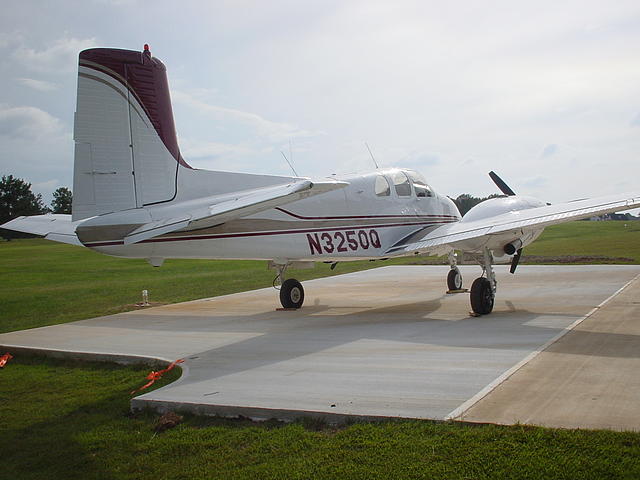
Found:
[453,193,504,216]
[51,187,72,214]
[0,175,49,239]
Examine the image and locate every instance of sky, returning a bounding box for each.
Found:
[1,0,639,208]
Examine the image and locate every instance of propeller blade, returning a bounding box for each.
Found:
[489,171,516,196]
[510,248,523,274]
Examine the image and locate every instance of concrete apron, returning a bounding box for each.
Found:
[1,265,639,428]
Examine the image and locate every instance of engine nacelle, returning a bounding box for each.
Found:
[462,195,547,223]
[453,195,548,254]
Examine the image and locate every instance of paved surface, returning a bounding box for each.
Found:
[1,265,638,425]
[461,273,640,431]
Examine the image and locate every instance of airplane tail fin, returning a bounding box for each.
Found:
[73,45,190,221]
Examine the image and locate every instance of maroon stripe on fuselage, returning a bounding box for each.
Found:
[275,207,458,220]
[83,219,456,247]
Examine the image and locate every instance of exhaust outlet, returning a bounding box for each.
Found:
[504,239,523,255]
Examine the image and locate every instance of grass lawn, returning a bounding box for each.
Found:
[2,355,639,480]
[524,220,640,263]
[2,220,640,479]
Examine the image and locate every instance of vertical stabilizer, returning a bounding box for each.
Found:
[72,46,189,221]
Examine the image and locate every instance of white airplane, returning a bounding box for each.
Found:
[3,46,639,315]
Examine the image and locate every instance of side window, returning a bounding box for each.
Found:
[407,171,433,198]
[374,175,391,196]
[392,171,411,197]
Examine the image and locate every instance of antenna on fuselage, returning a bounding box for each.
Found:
[289,139,294,169]
[280,150,299,177]
[365,142,379,169]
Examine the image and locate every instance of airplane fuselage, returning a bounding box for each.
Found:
[84,168,461,263]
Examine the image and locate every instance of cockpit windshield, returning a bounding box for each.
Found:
[392,171,412,197]
[406,171,433,197]
[374,175,391,196]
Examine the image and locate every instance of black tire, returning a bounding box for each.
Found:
[280,279,304,309]
[470,277,494,315]
[447,268,463,290]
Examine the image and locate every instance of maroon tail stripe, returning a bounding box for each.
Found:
[79,48,191,169]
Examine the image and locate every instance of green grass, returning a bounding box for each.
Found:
[2,356,639,480]
[524,220,640,263]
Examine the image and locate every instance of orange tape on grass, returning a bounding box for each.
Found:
[0,353,13,368]
[131,359,184,395]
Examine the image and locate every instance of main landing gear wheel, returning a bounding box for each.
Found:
[470,277,494,315]
[280,278,305,309]
[447,268,463,291]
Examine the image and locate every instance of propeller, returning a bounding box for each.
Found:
[510,248,523,274]
[488,171,522,274]
[489,171,516,196]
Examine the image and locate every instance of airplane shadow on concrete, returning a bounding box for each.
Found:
[66,289,640,393]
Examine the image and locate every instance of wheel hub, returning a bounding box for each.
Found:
[290,288,301,303]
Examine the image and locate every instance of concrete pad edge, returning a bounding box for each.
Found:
[0,344,178,367]
[443,273,640,421]
[131,398,436,425]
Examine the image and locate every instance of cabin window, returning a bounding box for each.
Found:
[374,175,391,196]
[392,171,411,197]
[406,171,433,198]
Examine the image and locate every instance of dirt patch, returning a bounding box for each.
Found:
[154,412,184,433]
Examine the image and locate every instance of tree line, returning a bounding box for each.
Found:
[0,175,72,239]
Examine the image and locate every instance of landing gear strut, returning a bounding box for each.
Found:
[274,263,305,309]
[470,248,496,315]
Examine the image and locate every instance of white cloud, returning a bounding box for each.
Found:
[18,78,58,91]
[33,179,59,191]
[171,89,325,142]
[0,32,17,49]
[0,105,72,204]
[0,104,64,140]
[12,36,97,73]
[91,0,138,5]
[179,137,257,159]
[541,144,558,158]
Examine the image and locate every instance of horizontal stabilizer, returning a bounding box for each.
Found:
[386,192,640,255]
[123,217,192,245]
[1,214,83,246]
[124,179,348,244]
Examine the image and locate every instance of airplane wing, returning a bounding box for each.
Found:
[123,179,349,244]
[386,192,640,255]
[1,214,83,246]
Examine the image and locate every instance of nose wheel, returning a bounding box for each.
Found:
[446,252,465,292]
[447,267,463,291]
